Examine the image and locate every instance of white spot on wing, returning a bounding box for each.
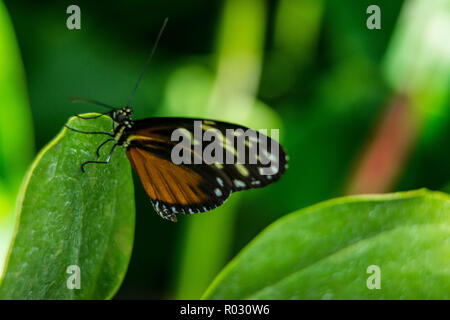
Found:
[216,177,224,187]
[215,188,223,197]
[234,179,246,188]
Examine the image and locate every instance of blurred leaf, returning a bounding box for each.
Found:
[173,0,273,300]
[203,189,450,299]
[0,115,135,299]
[260,0,323,99]
[382,0,450,192]
[163,64,214,117]
[384,0,450,96]
[0,0,34,274]
[383,0,450,135]
[0,0,33,190]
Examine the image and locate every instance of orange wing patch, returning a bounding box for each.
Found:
[126,146,231,221]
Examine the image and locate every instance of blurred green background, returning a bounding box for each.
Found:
[0,0,448,299]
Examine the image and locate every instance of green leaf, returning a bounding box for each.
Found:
[0,115,135,299]
[203,189,450,299]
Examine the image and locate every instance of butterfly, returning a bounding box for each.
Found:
[65,18,288,222]
[66,107,288,222]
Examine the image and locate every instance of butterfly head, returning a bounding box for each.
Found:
[112,107,134,128]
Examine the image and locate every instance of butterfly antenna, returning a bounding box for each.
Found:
[70,97,115,110]
[127,17,169,107]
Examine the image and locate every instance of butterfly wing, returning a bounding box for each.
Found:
[126,144,233,221]
[126,117,288,221]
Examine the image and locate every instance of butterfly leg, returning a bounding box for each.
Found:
[81,143,118,173]
[95,138,115,158]
[65,125,114,137]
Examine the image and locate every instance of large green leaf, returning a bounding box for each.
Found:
[0,115,135,299]
[203,189,450,299]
